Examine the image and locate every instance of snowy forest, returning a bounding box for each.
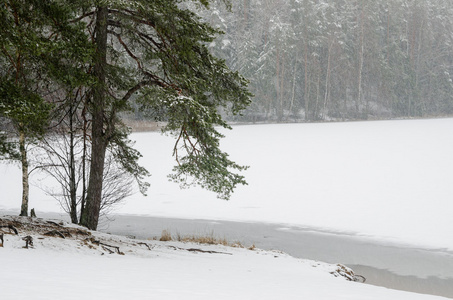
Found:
[2,0,453,230]
[2,2,453,299]
[194,0,453,122]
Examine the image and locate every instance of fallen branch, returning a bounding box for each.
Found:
[92,240,124,255]
[167,245,184,251]
[102,246,114,254]
[186,248,232,255]
[167,245,231,255]
[137,242,152,250]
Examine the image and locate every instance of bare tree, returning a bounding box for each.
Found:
[33,94,136,224]
[35,133,136,223]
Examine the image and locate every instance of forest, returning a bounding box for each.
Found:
[2,0,453,230]
[197,0,453,122]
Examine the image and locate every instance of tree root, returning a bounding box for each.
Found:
[91,240,124,255]
[167,245,232,255]
[137,242,152,250]
[0,225,18,235]
[186,248,232,255]
[46,221,63,227]
[44,230,67,239]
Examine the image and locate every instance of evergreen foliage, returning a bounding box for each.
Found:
[58,0,252,229]
[0,0,251,227]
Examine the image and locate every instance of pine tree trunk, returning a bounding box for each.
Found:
[19,129,28,217]
[79,6,108,230]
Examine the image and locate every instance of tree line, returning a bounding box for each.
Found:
[203,0,453,122]
[0,0,251,230]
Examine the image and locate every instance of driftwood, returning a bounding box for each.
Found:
[0,225,18,235]
[22,236,33,249]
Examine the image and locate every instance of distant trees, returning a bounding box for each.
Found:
[204,0,453,121]
[1,0,251,230]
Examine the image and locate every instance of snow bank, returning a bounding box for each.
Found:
[0,216,448,300]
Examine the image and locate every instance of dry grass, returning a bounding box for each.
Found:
[158,229,254,249]
[179,234,229,246]
[159,230,172,242]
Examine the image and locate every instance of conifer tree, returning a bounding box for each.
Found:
[67,1,252,230]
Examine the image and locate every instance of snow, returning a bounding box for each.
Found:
[0,218,448,300]
[1,118,452,299]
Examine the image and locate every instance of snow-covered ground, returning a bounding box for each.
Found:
[0,216,448,300]
[1,118,452,299]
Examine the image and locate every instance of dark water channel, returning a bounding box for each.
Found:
[102,215,453,299]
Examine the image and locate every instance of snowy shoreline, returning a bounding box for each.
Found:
[1,215,449,300]
[3,210,453,298]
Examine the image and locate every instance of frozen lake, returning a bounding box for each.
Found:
[100,214,453,299]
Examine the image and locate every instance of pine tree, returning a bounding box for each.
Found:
[69,1,252,230]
